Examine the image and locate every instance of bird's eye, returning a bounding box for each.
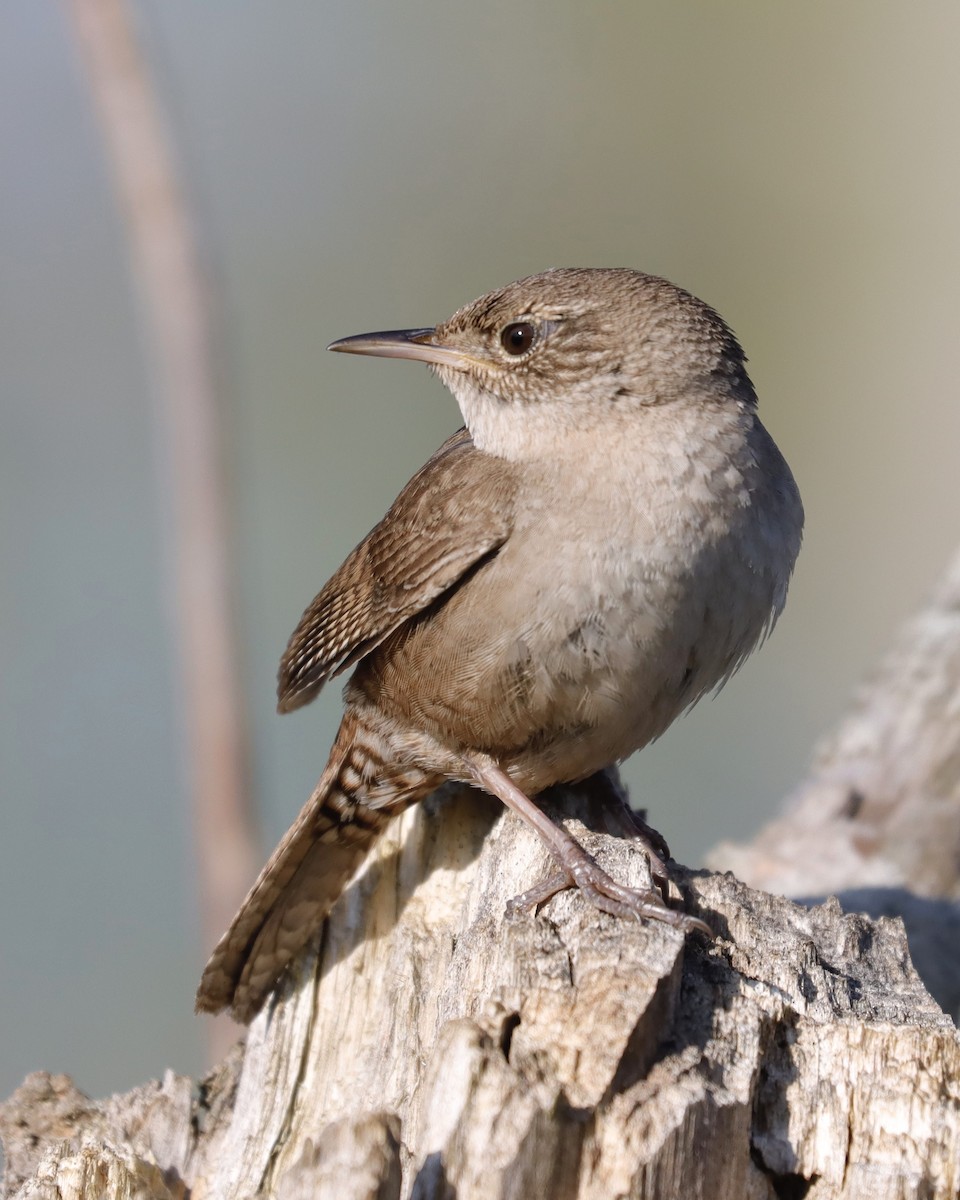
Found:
[499,322,537,356]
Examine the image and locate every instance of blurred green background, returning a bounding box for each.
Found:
[3,2,959,1102]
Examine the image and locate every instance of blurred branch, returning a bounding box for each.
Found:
[709,547,960,1016]
[65,0,258,1056]
[710,546,960,899]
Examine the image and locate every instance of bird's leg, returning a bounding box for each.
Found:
[462,753,711,935]
[580,768,672,897]
[622,809,671,865]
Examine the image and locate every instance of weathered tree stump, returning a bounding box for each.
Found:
[3,774,959,1199]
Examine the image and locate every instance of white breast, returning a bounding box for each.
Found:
[494,401,801,783]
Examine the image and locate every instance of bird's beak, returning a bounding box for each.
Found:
[327,328,471,370]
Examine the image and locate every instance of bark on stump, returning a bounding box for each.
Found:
[3,777,959,1199]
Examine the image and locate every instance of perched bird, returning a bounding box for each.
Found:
[197,268,803,1023]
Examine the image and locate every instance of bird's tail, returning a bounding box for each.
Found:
[196,709,433,1023]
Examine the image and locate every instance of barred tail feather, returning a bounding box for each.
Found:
[196,713,429,1023]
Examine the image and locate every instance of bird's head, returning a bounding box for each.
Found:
[329,268,756,460]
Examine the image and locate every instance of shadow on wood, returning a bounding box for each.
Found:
[3,773,958,1199]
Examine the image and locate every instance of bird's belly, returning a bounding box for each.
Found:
[357,513,776,793]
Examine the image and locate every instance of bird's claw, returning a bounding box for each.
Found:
[506,851,712,938]
[622,812,672,890]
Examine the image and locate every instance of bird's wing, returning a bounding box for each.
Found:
[277,427,517,713]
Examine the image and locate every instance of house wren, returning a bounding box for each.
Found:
[196,268,803,1023]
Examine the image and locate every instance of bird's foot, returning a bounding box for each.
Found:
[580,767,672,895]
[506,870,572,914]
[462,752,710,936]
[506,845,712,937]
[621,806,670,861]
[605,807,671,896]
